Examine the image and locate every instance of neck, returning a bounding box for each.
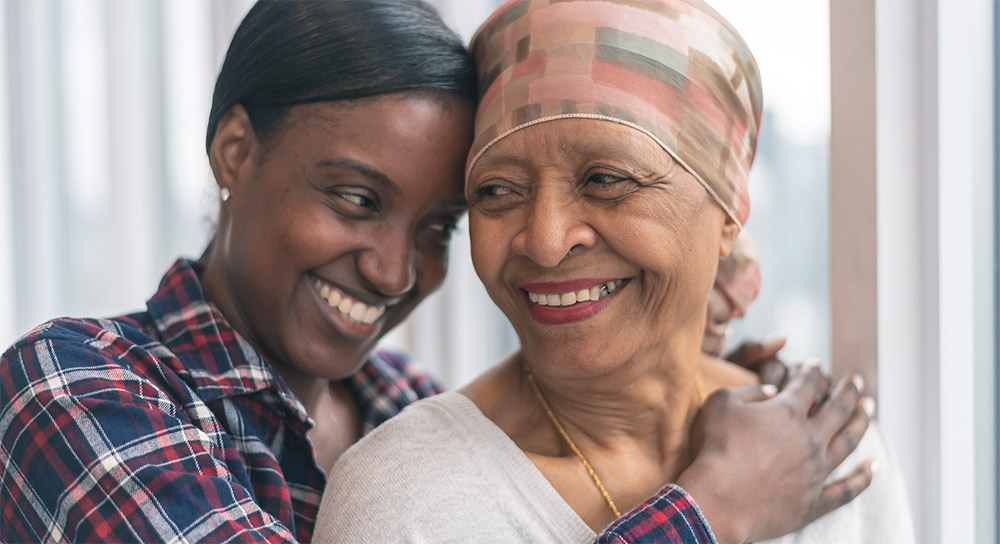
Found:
[520,334,704,469]
[200,241,330,417]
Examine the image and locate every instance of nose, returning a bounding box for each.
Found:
[357,228,417,297]
[510,187,596,268]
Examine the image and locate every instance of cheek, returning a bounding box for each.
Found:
[469,214,498,267]
[469,215,513,295]
[416,247,449,296]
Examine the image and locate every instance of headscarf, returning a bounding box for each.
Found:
[466,0,762,227]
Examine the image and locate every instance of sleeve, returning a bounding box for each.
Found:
[596,484,717,544]
[0,334,298,543]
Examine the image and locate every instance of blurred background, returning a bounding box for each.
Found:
[0,1,994,542]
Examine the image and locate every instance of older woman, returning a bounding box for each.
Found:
[0,1,877,542]
[315,0,912,542]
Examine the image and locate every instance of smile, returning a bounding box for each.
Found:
[312,278,386,325]
[525,280,625,307]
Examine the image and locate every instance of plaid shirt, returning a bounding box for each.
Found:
[0,259,714,543]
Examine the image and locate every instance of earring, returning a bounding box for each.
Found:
[220,187,231,202]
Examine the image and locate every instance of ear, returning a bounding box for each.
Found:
[208,105,257,197]
[718,214,741,257]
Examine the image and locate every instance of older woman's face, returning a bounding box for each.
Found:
[216,94,472,380]
[468,119,736,374]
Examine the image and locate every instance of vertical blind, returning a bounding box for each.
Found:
[0,0,513,387]
[0,0,832,390]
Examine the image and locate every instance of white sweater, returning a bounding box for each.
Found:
[313,391,914,543]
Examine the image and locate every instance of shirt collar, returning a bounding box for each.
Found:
[145,259,311,427]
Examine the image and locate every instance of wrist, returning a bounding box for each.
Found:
[675,459,750,544]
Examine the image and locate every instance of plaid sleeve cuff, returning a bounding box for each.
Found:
[596,484,718,544]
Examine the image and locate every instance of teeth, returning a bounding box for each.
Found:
[312,277,387,325]
[589,285,601,300]
[349,303,367,322]
[526,280,624,308]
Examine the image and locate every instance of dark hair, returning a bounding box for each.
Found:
[206,0,477,154]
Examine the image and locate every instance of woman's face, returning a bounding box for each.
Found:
[213,94,472,380]
[467,119,737,376]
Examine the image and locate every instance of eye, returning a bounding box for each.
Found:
[587,172,626,184]
[477,184,513,197]
[469,180,526,215]
[422,215,463,248]
[581,169,638,200]
[427,217,459,236]
[336,190,378,211]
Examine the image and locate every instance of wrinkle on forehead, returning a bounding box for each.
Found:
[474,118,684,177]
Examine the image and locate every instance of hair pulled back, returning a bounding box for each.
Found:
[206,0,477,154]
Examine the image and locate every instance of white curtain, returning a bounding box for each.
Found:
[0,0,832,390]
[0,0,514,387]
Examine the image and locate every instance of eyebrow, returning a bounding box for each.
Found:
[317,158,400,195]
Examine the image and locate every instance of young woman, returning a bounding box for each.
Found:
[1,1,875,542]
[316,0,908,542]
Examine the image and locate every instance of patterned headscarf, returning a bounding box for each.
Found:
[467,0,762,227]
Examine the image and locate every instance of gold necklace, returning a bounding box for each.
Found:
[525,368,708,520]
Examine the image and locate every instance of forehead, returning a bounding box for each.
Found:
[290,95,467,138]
[261,95,472,200]
[471,118,670,174]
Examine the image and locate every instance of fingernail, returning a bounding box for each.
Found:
[852,374,865,393]
[869,459,880,475]
[761,384,778,397]
[861,397,876,417]
[803,357,821,368]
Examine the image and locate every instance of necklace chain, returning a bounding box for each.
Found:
[525,368,708,520]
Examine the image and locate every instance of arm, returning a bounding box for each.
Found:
[0,336,297,543]
[597,484,715,544]
[597,366,874,544]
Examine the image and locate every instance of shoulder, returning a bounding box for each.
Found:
[0,313,198,475]
[0,314,194,451]
[0,317,258,542]
[349,348,446,433]
[1,314,161,396]
[316,393,500,539]
[764,421,916,544]
[333,392,479,476]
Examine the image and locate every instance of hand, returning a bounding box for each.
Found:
[675,366,875,543]
[725,334,789,387]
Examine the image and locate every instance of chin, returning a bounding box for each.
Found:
[289,338,372,381]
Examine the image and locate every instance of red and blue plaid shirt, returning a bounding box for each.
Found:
[0,259,714,543]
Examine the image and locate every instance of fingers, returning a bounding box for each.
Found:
[825,397,874,470]
[759,358,789,389]
[725,382,780,403]
[725,334,787,370]
[780,364,827,409]
[810,363,832,407]
[810,376,862,435]
[810,459,876,522]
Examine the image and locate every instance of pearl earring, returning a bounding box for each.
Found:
[220,187,231,202]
